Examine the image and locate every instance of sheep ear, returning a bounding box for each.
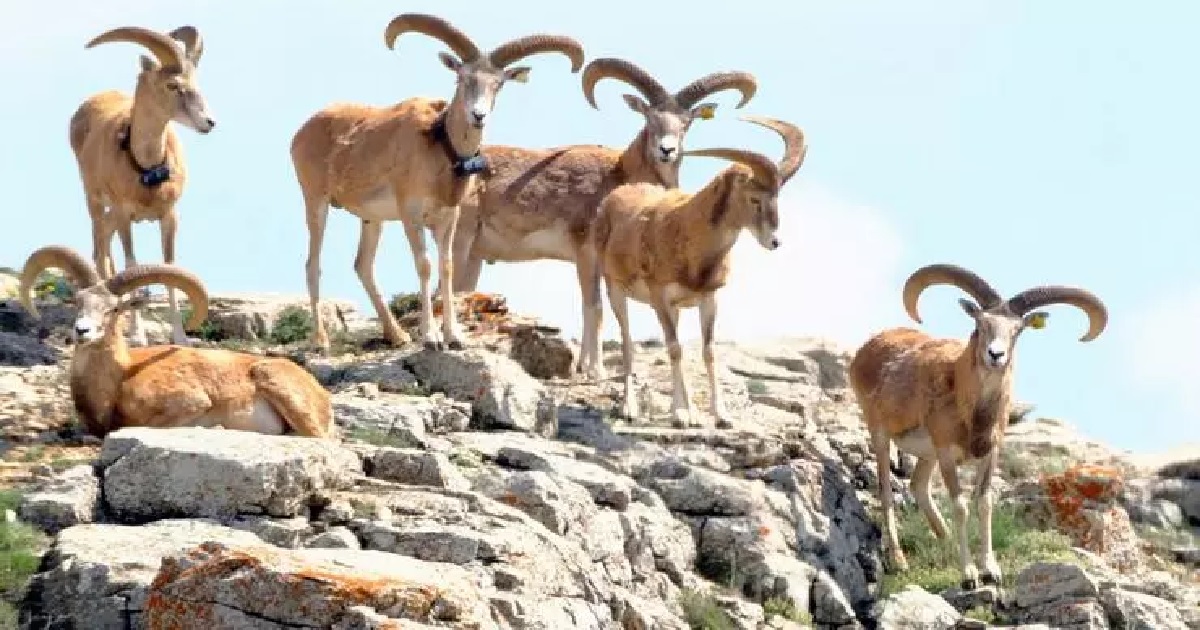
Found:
[139,54,159,72]
[622,94,649,115]
[1024,311,1049,330]
[438,51,462,73]
[958,298,981,318]
[120,295,149,311]
[504,66,531,83]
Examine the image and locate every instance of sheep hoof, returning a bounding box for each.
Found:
[447,339,464,351]
[423,340,443,351]
[981,572,1000,587]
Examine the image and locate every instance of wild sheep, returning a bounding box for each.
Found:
[587,116,807,428]
[446,58,758,380]
[70,25,216,348]
[290,13,585,353]
[18,245,334,439]
[848,263,1108,589]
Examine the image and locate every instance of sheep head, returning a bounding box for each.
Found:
[903,263,1109,371]
[19,245,209,346]
[87,25,216,134]
[385,13,584,130]
[582,58,758,182]
[683,116,807,251]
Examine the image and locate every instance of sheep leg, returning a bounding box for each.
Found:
[431,207,465,350]
[356,219,411,348]
[911,456,949,540]
[606,280,638,420]
[304,193,331,352]
[87,198,115,279]
[652,298,695,428]
[115,216,149,348]
[160,212,189,346]
[972,449,1002,586]
[398,214,440,350]
[699,294,730,428]
[251,360,334,438]
[575,241,606,381]
[937,447,980,590]
[448,204,483,295]
[872,428,907,572]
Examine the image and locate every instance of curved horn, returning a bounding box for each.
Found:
[1005,286,1108,342]
[86,26,184,69]
[384,13,480,62]
[168,25,203,64]
[740,115,807,185]
[581,58,670,109]
[902,263,1003,324]
[18,246,102,321]
[489,34,585,72]
[673,71,758,109]
[682,148,780,191]
[105,265,209,331]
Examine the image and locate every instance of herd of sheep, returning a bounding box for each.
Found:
[13,13,1112,593]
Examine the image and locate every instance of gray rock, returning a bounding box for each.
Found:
[20,519,263,629]
[508,324,574,380]
[0,331,60,366]
[229,515,312,548]
[334,394,427,447]
[1101,588,1189,630]
[872,585,960,629]
[642,462,765,516]
[404,349,557,436]
[1013,562,1101,609]
[100,427,361,522]
[18,464,101,534]
[366,447,470,491]
[306,527,361,549]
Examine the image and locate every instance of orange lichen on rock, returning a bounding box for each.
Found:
[146,540,488,629]
[1041,463,1141,571]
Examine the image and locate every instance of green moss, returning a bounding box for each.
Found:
[763,597,811,624]
[0,490,46,626]
[678,589,736,630]
[746,379,768,396]
[879,499,1077,597]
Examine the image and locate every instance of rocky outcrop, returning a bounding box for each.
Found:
[2,291,1198,630]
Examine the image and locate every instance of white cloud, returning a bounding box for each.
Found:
[1124,287,1200,417]
[476,182,906,349]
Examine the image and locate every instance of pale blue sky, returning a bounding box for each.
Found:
[1,1,1196,454]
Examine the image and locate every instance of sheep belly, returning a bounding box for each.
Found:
[193,397,287,435]
[624,280,706,309]
[893,425,968,462]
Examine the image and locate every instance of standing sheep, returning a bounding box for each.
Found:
[848,263,1108,589]
[290,13,585,353]
[588,116,806,428]
[445,58,758,380]
[70,25,216,347]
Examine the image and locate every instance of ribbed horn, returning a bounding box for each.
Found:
[1006,286,1108,342]
[168,25,203,65]
[581,57,670,109]
[902,264,1003,324]
[384,13,481,62]
[674,71,758,109]
[488,34,585,72]
[105,264,209,331]
[86,26,184,69]
[18,245,102,321]
[682,148,781,191]
[739,115,807,185]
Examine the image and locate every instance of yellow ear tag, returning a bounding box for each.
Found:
[696,105,716,120]
[1028,313,1048,329]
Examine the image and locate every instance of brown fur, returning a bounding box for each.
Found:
[70,309,333,439]
[850,327,1012,461]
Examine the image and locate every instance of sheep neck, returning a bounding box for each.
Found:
[616,129,676,187]
[127,83,172,172]
[677,176,741,289]
[431,103,486,177]
[69,326,132,438]
[954,333,1013,459]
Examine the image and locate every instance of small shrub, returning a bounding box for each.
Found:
[270,306,314,345]
[746,379,768,396]
[997,445,1071,481]
[763,597,811,624]
[879,498,1077,596]
[602,340,621,352]
[964,605,997,623]
[678,589,735,630]
[180,306,223,342]
[0,490,46,622]
[389,293,421,320]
